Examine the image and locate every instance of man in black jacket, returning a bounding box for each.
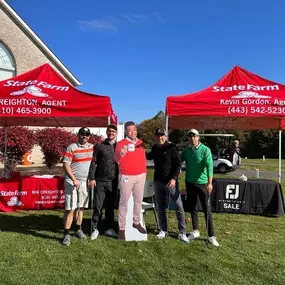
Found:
[88,124,119,240]
[146,128,189,243]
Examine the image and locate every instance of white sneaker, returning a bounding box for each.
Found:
[156,230,167,239]
[178,233,189,244]
[104,228,118,238]
[187,230,200,240]
[208,236,220,247]
[90,229,99,241]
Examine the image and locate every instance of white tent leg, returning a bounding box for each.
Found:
[108,116,111,125]
[165,116,169,140]
[279,130,282,183]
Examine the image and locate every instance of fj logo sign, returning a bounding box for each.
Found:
[225,184,239,199]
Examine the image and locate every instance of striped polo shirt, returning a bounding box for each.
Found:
[63,142,93,182]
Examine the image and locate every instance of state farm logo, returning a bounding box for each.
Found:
[3,79,69,98]
[10,85,49,97]
[7,197,22,206]
[231,91,271,99]
[225,184,239,199]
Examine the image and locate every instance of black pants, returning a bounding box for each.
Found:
[92,179,118,231]
[186,182,215,237]
[154,180,187,234]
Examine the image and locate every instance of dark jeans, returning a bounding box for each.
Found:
[92,179,118,231]
[154,181,187,234]
[185,182,214,237]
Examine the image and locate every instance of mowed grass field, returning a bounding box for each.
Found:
[241,158,285,172]
[0,160,284,285]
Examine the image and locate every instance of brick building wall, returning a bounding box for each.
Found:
[0,5,77,164]
[0,6,72,81]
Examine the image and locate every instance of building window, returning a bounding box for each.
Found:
[0,42,16,81]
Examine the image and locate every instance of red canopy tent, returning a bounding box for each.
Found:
[166,66,285,130]
[0,63,117,127]
[166,66,285,181]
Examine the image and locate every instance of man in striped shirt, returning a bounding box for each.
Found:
[62,127,93,246]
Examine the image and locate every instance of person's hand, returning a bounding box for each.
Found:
[167,179,176,189]
[73,179,81,189]
[120,145,127,157]
[207,182,213,194]
[89,180,96,189]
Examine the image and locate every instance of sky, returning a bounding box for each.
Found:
[7,0,285,123]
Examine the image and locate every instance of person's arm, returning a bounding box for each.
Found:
[62,145,80,189]
[89,145,100,178]
[180,149,186,163]
[63,162,77,183]
[204,147,213,193]
[167,146,181,189]
[88,144,99,188]
[170,146,181,181]
[115,142,127,163]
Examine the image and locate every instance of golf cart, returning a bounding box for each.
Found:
[199,134,241,173]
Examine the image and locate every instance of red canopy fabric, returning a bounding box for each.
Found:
[0,63,117,127]
[166,66,285,130]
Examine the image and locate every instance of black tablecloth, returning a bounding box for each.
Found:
[182,179,285,216]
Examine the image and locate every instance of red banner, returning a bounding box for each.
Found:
[0,176,65,212]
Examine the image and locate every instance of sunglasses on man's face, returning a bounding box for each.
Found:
[80,133,90,137]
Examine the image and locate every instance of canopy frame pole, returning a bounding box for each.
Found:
[165,116,169,140]
[3,127,9,178]
[108,116,111,125]
[279,130,282,183]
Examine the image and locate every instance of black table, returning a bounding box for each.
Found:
[181,179,285,216]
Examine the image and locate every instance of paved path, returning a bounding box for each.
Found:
[146,161,282,179]
[224,168,282,179]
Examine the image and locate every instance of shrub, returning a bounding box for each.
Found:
[36,128,76,168]
[36,128,103,168]
[88,134,103,146]
[0,126,36,173]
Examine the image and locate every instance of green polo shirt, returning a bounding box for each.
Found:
[180,143,213,184]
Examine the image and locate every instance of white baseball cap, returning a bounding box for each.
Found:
[187,129,199,136]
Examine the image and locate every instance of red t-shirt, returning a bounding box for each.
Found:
[115,138,147,175]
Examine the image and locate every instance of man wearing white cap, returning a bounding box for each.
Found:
[180,129,219,246]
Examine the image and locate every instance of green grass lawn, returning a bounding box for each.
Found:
[241,158,285,172]
[0,165,284,284]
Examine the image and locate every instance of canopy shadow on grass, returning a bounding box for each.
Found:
[0,212,64,241]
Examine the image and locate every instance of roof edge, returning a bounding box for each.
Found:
[1,0,82,86]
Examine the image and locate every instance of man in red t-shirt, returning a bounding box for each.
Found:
[115,121,147,240]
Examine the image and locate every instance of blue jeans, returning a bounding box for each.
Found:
[154,181,187,234]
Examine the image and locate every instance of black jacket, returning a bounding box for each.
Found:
[88,139,119,182]
[146,141,181,184]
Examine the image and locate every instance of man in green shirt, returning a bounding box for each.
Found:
[180,129,219,247]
